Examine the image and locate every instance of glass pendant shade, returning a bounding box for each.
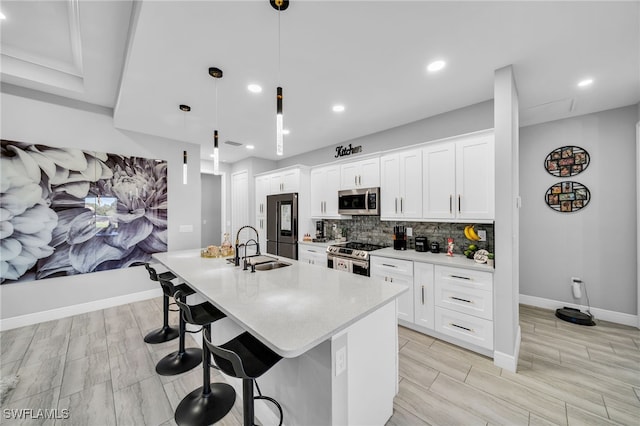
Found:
[213,130,219,174]
[182,150,188,184]
[276,86,283,156]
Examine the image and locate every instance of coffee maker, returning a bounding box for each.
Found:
[315,221,325,241]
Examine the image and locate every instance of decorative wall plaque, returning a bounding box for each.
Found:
[545,181,590,213]
[544,146,590,177]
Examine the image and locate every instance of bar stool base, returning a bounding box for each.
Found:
[156,348,202,376]
[144,325,180,344]
[174,383,236,426]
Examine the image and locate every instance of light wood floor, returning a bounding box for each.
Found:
[1,300,638,425]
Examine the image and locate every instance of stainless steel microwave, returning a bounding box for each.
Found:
[338,187,380,215]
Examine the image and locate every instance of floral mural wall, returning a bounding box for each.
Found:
[0,140,168,284]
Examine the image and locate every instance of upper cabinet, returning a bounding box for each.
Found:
[423,132,494,221]
[380,149,422,220]
[310,164,343,218]
[340,157,380,190]
[269,168,300,194]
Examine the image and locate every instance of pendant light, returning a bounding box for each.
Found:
[271,0,289,156]
[209,67,223,174]
[179,104,191,184]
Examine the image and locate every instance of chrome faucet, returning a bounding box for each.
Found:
[234,226,261,266]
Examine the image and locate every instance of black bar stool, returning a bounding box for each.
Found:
[143,263,180,344]
[155,278,203,376]
[204,328,284,426]
[173,290,236,426]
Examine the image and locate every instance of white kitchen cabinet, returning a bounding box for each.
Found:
[370,257,413,322]
[340,157,380,190]
[256,175,270,217]
[310,165,342,218]
[422,131,494,220]
[270,168,300,194]
[298,245,327,267]
[433,265,493,350]
[380,149,422,220]
[413,262,434,330]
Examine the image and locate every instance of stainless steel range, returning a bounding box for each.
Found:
[326,242,385,276]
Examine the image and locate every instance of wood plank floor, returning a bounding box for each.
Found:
[1,301,638,425]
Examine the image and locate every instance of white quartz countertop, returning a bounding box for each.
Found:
[370,247,494,272]
[298,239,337,248]
[152,249,407,358]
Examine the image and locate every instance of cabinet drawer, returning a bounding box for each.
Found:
[370,257,413,277]
[435,265,492,292]
[434,281,492,320]
[435,307,493,350]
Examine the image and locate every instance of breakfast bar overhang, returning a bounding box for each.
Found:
[153,249,407,425]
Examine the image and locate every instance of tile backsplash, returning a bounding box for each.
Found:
[322,216,494,254]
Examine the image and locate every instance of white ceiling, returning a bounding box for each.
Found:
[2,1,639,164]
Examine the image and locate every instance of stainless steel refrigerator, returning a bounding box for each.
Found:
[266,193,298,260]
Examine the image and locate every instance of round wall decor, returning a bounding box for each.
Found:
[544,146,589,177]
[545,181,590,213]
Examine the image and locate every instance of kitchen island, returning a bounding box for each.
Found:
[153,249,407,426]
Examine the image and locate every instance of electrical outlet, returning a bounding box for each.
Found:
[335,347,346,376]
[477,230,487,241]
[406,227,413,237]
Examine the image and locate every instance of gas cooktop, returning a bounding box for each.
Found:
[326,241,385,260]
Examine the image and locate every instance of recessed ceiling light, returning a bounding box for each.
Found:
[246,144,255,150]
[283,129,290,135]
[332,105,345,113]
[248,84,262,93]
[427,60,446,73]
[577,78,593,88]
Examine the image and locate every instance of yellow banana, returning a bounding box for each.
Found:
[464,225,473,240]
[468,225,481,241]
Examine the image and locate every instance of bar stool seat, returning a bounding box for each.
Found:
[173,290,236,426]
[143,263,180,344]
[155,278,202,376]
[204,329,284,426]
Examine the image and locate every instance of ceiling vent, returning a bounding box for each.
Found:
[224,140,243,147]
[521,98,575,126]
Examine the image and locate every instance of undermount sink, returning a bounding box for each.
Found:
[254,261,291,271]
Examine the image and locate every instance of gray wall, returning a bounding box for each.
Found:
[201,173,222,246]
[277,100,494,168]
[1,92,202,319]
[520,104,638,315]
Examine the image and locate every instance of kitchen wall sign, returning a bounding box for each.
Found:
[545,181,590,213]
[335,143,363,158]
[544,145,590,177]
[0,139,168,284]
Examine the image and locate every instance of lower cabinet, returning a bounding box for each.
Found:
[370,255,494,354]
[413,262,434,330]
[370,257,414,323]
[298,245,327,267]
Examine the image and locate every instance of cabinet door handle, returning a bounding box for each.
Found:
[395,198,398,213]
[450,323,474,333]
[421,285,425,305]
[450,296,473,304]
[382,263,397,268]
[354,176,357,186]
[400,197,403,213]
[458,194,461,213]
[359,175,362,185]
[390,277,394,283]
[450,274,472,281]
[449,195,453,214]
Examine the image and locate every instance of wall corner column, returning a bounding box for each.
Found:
[493,65,521,371]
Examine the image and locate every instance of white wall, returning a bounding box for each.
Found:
[277,100,494,168]
[1,92,202,320]
[520,104,638,315]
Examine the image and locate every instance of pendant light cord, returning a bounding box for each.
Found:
[278,5,281,83]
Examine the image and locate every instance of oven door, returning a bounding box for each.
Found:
[351,258,370,276]
[332,256,352,273]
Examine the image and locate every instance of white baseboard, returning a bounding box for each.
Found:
[519,294,638,328]
[0,289,162,331]
[493,326,521,373]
